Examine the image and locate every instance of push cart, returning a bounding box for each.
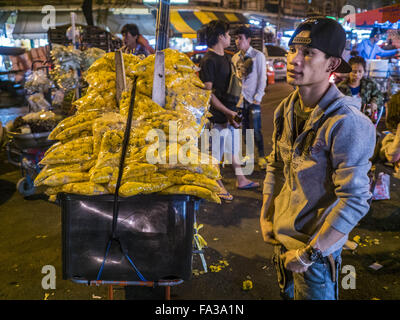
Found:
[58,0,209,300]
[59,193,205,300]
[6,130,55,196]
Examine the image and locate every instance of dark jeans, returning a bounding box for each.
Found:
[272,244,342,300]
[242,99,265,158]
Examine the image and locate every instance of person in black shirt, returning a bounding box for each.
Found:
[199,20,260,202]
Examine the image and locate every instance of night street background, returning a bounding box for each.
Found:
[0,81,399,300]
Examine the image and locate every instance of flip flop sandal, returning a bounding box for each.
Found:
[237,181,260,190]
[218,192,234,201]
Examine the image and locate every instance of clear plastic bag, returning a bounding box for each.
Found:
[118,180,173,197]
[27,93,51,112]
[51,89,65,106]
[45,185,64,196]
[24,69,53,94]
[50,44,82,71]
[61,182,109,195]
[43,171,90,187]
[22,110,57,122]
[39,49,218,197]
[80,47,106,71]
[90,166,116,184]
[181,173,221,192]
[40,136,94,165]
[159,185,221,204]
[122,162,158,179]
[92,113,125,155]
[372,172,390,200]
[54,120,94,141]
[87,52,141,76]
[35,160,95,186]
[85,71,116,91]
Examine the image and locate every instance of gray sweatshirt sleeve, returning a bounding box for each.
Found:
[324,109,376,234]
[263,103,285,195]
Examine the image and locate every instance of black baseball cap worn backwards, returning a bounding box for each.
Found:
[288,17,352,73]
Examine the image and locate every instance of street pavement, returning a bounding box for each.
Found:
[0,81,399,301]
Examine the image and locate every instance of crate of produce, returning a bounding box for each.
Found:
[59,193,201,282]
[47,25,70,47]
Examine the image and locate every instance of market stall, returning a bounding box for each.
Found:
[4,19,111,196]
[343,4,400,97]
[32,1,216,300]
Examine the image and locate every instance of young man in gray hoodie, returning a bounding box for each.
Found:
[259,17,376,300]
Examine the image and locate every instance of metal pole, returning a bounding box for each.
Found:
[108,285,114,300]
[152,0,170,107]
[70,12,80,100]
[261,19,265,49]
[277,0,281,45]
[165,286,171,300]
[155,0,171,51]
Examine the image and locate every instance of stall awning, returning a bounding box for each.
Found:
[12,11,90,39]
[11,10,156,39]
[345,4,400,27]
[0,46,26,56]
[11,9,247,40]
[170,10,248,38]
[105,13,156,36]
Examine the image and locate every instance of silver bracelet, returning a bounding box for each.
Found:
[296,249,313,267]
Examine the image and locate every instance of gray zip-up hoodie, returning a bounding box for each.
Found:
[263,84,376,256]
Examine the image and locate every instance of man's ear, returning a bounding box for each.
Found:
[328,57,341,72]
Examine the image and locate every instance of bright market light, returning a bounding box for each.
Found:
[249,19,260,26]
[195,45,208,51]
[342,24,352,31]
[283,31,295,38]
[111,8,150,14]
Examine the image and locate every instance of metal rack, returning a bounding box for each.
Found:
[47,24,122,52]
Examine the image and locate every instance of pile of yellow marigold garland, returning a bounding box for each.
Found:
[35,49,222,204]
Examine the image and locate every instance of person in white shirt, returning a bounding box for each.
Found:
[232,26,267,169]
[357,28,399,60]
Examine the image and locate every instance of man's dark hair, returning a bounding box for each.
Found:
[235,26,252,39]
[121,24,140,37]
[348,56,367,71]
[350,49,359,58]
[204,20,229,47]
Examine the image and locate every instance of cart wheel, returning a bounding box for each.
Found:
[17,178,36,197]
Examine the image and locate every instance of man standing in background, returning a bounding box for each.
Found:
[232,26,267,169]
[357,27,399,60]
[199,20,260,202]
